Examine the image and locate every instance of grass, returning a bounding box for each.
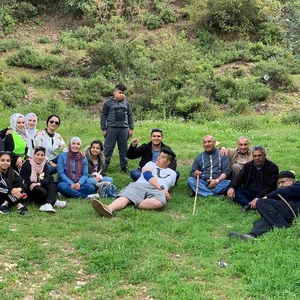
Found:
[0,112,300,299]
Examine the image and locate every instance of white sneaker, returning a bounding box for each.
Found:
[87,193,100,199]
[54,199,67,209]
[39,203,56,213]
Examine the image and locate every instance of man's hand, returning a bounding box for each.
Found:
[102,130,107,138]
[220,147,229,156]
[250,198,259,209]
[162,189,171,201]
[227,188,235,199]
[131,136,140,147]
[194,170,202,178]
[128,129,134,138]
[207,178,218,189]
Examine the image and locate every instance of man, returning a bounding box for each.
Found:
[127,128,178,181]
[187,135,231,197]
[100,84,134,174]
[220,136,253,179]
[92,147,177,218]
[229,171,299,241]
[227,145,279,211]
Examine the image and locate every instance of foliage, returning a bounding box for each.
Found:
[281,111,300,125]
[38,35,51,44]
[13,1,38,20]
[0,38,19,52]
[0,4,16,34]
[228,115,259,131]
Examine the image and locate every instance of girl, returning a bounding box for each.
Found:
[85,140,113,191]
[20,147,66,213]
[34,114,67,174]
[57,137,97,199]
[0,151,29,215]
[25,112,38,149]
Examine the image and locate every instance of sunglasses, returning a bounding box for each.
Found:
[49,120,59,125]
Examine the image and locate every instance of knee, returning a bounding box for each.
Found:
[187,177,195,187]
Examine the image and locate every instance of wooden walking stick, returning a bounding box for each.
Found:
[192,174,200,215]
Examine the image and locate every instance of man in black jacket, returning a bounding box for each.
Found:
[127,128,178,182]
[227,145,279,210]
[229,171,299,240]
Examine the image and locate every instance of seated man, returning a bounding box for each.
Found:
[92,147,177,218]
[187,135,231,197]
[227,145,279,211]
[229,171,299,241]
[220,136,253,179]
[127,128,178,181]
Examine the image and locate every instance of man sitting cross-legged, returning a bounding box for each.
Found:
[92,147,177,218]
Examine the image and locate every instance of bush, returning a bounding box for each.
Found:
[0,38,19,52]
[0,5,16,34]
[38,36,51,44]
[143,13,164,30]
[13,1,38,20]
[229,115,259,131]
[227,98,250,114]
[281,111,300,125]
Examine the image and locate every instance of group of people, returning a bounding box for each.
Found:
[1,83,299,241]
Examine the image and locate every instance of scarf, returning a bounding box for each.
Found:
[66,150,83,182]
[25,113,38,140]
[29,158,46,182]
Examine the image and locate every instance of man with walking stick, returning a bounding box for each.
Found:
[187,135,231,199]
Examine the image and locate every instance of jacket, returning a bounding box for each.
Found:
[127,141,177,171]
[266,182,300,201]
[229,159,279,197]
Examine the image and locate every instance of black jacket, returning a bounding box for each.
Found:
[266,182,300,201]
[127,141,177,171]
[229,159,279,198]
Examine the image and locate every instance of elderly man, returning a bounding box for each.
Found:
[227,145,279,211]
[92,147,177,218]
[220,136,253,179]
[229,171,299,240]
[187,135,231,197]
[127,128,178,181]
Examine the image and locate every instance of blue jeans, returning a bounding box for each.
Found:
[234,189,258,206]
[86,177,114,192]
[57,182,95,199]
[47,156,59,175]
[187,177,230,197]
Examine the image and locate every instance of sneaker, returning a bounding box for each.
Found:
[39,203,56,213]
[87,193,100,200]
[54,199,67,209]
[0,205,10,214]
[228,231,253,242]
[92,199,112,218]
[18,206,29,216]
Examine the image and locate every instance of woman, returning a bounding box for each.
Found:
[57,137,98,199]
[25,112,38,149]
[4,113,34,167]
[0,151,29,215]
[20,147,66,213]
[85,140,113,191]
[34,114,67,174]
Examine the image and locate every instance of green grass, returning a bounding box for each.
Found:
[0,113,300,299]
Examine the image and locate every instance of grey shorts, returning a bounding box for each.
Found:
[117,182,166,207]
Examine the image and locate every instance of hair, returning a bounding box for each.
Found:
[114,84,127,92]
[202,135,215,142]
[0,151,12,158]
[252,145,266,154]
[237,136,249,143]
[46,114,61,127]
[90,140,104,151]
[161,146,176,162]
[34,146,46,155]
[151,128,163,135]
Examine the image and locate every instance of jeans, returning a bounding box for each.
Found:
[234,189,258,206]
[57,182,95,199]
[86,176,114,192]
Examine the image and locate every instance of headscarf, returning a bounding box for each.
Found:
[67,137,83,182]
[25,113,38,140]
[29,148,46,182]
[10,113,33,157]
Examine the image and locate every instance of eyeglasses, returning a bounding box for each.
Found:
[49,120,59,125]
[156,168,170,179]
[278,179,290,185]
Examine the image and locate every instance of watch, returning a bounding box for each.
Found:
[159,185,165,191]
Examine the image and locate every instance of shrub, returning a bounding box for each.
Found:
[13,1,38,20]
[229,115,259,131]
[281,111,300,125]
[143,13,164,30]
[227,98,250,114]
[0,5,16,34]
[38,35,51,44]
[0,38,19,52]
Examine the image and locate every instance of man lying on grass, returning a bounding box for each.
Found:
[92,147,177,218]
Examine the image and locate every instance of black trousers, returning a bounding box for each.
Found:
[249,198,300,237]
[27,182,57,205]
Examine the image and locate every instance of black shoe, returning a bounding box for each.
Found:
[18,206,29,216]
[241,203,251,213]
[0,205,10,214]
[228,231,253,242]
[121,167,129,174]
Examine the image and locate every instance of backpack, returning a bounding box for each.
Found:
[97,182,117,198]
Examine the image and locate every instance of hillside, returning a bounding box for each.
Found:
[0,0,300,120]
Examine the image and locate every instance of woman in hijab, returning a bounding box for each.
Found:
[34,114,67,175]
[57,137,97,199]
[25,112,38,148]
[20,146,66,213]
[4,113,33,167]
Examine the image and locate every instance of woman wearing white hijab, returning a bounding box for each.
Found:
[4,113,34,163]
[25,113,38,148]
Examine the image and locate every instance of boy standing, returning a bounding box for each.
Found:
[100,84,134,173]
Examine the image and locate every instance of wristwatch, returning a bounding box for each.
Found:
[159,185,165,191]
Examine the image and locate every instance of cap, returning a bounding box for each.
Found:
[278,171,295,179]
